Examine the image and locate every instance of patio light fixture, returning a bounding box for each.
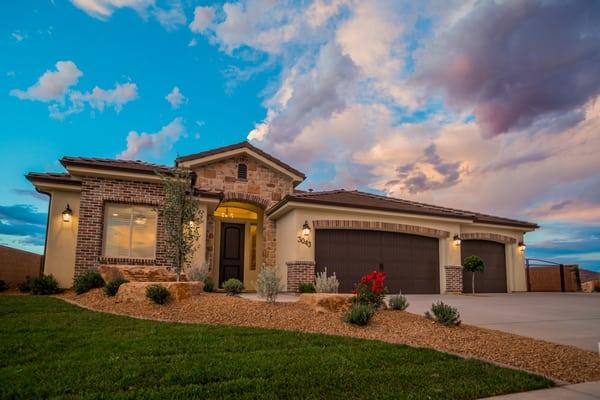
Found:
[62,204,73,223]
[302,220,311,237]
[518,241,526,251]
[453,235,461,246]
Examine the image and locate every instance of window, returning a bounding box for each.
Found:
[103,203,157,258]
[237,163,247,180]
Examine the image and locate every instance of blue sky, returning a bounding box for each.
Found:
[1,0,599,271]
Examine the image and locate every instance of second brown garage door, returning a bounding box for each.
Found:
[461,240,507,293]
[315,229,440,294]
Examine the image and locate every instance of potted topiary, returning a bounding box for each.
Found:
[463,255,485,294]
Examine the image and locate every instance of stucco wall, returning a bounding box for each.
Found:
[274,206,530,293]
[44,190,81,287]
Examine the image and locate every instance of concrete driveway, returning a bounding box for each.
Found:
[403,293,600,352]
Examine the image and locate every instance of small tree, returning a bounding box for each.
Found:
[160,168,204,281]
[463,255,485,294]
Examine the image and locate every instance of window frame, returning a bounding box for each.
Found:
[102,202,158,260]
[237,163,248,180]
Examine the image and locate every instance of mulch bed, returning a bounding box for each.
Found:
[58,290,600,384]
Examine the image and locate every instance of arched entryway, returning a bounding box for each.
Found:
[212,201,263,289]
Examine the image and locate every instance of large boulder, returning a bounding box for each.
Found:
[299,293,354,313]
[114,281,203,302]
[99,265,187,282]
[581,280,599,293]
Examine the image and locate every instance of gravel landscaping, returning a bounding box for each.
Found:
[58,290,600,384]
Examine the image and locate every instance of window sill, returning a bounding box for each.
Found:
[98,256,157,265]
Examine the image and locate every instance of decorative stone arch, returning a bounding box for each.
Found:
[460,232,516,244]
[222,191,271,210]
[312,219,450,239]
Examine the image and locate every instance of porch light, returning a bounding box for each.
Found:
[188,220,195,228]
[302,221,311,237]
[62,204,73,223]
[518,241,526,251]
[453,235,461,246]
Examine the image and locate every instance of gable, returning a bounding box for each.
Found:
[176,141,305,185]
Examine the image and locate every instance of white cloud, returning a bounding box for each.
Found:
[10,61,137,119]
[11,31,27,42]
[10,61,82,102]
[188,38,198,47]
[118,117,185,160]
[165,86,187,109]
[70,0,154,19]
[154,2,186,30]
[189,6,215,33]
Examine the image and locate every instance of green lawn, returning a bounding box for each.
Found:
[0,296,552,400]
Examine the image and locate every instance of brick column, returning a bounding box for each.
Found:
[286,261,315,292]
[445,265,463,293]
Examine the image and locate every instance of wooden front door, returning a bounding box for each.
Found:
[219,223,245,286]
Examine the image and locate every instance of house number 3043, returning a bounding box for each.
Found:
[297,236,311,247]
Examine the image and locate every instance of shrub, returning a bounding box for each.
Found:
[256,265,281,303]
[298,282,316,293]
[73,270,105,294]
[315,268,339,293]
[353,271,386,308]
[30,275,60,295]
[0,280,8,292]
[146,285,170,304]
[425,301,461,327]
[17,276,34,293]
[388,293,409,311]
[344,303,375,326]
[223,278,244,295]
[103,278,128,296]
[187,262,210,282]
[203,276,214,292]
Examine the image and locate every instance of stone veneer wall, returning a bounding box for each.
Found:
[74,176,169,277]
[445,265,463,293]
[192,155,295,267]
[286,261,316,292]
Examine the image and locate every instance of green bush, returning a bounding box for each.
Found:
[344,303,375,326]
[298,282,316,293]
[146,285,170,305]
[73,270,105,294]
[17,277,34,293]
[388,293,409,311]
[30,275,60,295]
[103,278,128,296]
[223,278,244,295]
[256,265,282,303]
[203,277,214,292]
[0,280,8,292]
[425,301,461,327]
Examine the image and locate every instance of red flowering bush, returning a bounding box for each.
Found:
[352,271,387,308]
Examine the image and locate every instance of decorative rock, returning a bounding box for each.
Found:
[299,293,354,313]
[99,265,187,283]
[114,281,203,302]
[581,280,599,293]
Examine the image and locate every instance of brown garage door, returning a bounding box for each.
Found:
[461,240,507,293]
[315,229,440,294]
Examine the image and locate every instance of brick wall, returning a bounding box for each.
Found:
[192,156,295,267]
[445,265,463,293]
[286,261,315,292]
[74,176,169,277]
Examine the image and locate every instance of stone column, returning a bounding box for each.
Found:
[286,260,316,292]
[444,265,463,293]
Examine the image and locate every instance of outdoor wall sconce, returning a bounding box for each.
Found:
[453,235,461,246]
[62,204,73,223]
[298,221,312,247]
[518,241,526,251]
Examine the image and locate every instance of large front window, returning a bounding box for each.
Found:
[103,203,157,258]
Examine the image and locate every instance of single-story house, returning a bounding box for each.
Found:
[27,141,538,294]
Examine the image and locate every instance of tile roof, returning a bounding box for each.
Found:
[268,189,538,229]
[25,172,81,186]
[60,157,174,175]
[176,141,306,180]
